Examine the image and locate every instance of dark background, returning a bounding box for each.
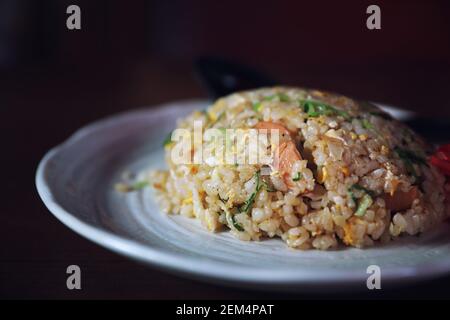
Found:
[1,0,450,299]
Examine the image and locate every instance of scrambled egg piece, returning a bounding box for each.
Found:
[182,197,193,205]
[317,166,328,183]
[207,110,218,122]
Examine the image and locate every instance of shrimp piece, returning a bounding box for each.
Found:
[256,121,302,188]
[273,140,302,188]
[383,186,419,212]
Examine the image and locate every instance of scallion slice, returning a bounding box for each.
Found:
[355,193,373,217]
[299,99,351,120]
[292,172,302,181]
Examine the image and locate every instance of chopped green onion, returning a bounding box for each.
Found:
[355,193,373,217]
[163,131,173,146]
[252,102,262,112]
[347,189,357,205]
[131,180,149,190]
[252,94,291,112]
[240,170,261,215]
[303,101,320,117]
[299,99,351,120]
[348,184,375,216]
[361,118,374,129]
[262,93,290,103]
[292,172,302,181]
[350,183,375,197]
[223,205,244,232]
[231,214,244,231]
[335,110,351,119]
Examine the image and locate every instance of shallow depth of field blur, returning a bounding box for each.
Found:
[1,0,450,300]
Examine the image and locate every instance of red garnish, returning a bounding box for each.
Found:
[437,144,450,154]
[435,151,450,161]
[430,144,450,176]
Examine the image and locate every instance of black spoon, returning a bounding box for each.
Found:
[194,56,277,100]
[193,56,450,144]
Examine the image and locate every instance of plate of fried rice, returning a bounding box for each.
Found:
[36,87,450,290]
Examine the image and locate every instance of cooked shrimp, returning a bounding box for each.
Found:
[383,186,419,212]
[255,121,301,188]
[273,140,302,188]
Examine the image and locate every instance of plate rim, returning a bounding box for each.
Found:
[36,99,450,288]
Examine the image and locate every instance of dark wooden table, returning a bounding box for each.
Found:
[2,58,450,299]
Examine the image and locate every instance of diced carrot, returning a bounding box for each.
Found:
[255,121,292,139]
[383,186,419,212]
[273,140,302,188]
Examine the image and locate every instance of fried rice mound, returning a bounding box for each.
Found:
[149,87,448,250]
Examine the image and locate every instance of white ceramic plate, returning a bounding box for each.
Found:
[36,100,450,291]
